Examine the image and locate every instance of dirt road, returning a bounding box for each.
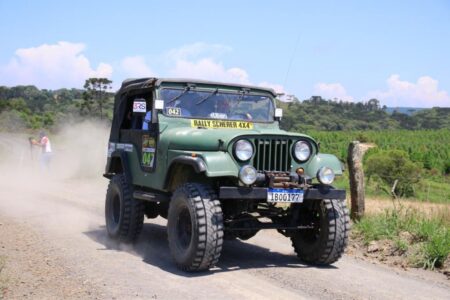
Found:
[0,174,449,300]
[0,129,449,299]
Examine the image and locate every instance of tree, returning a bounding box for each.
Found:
[365,150,421,197]
[82,78,112,119]
[367,98,380,111]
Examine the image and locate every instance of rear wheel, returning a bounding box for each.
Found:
[105,174,144,243]
[290,199,350,265]
[167,183,224,271]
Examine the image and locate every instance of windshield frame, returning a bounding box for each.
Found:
[157,87,277,124]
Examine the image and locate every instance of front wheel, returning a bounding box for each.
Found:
[290,199,350,265]
[167,183,224,271]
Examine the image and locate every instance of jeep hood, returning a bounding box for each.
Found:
[163,126,313,151]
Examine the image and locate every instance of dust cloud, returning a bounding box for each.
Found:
[0,120,110,180]
[0,120,111,234]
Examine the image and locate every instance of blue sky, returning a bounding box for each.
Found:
[0,0,449,107]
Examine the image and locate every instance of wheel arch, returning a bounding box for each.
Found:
[104,150,132,183]
[164,156,209,192]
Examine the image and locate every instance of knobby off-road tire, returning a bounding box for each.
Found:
[105,174,144,243]
[291,199,350,265]
[167,183,224,272]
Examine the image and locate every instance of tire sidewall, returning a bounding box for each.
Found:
[296,200,329,255]
[105,176,125,238]
[167,187,199,266]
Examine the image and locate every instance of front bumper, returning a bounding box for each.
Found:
[219,186,346,200]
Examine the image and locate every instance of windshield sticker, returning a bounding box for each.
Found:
[142,135,156,167]
[191,119,253,129]
[166,107,181,116]
[209,112,228,119]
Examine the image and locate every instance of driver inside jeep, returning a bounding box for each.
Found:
[161,88,273,121]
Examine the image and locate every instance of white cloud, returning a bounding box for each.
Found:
[165,43,250,84]
[0,41,112,89]
[167,42,232,61]
[163,43,289,96]
[313,82,354,101]
[169,58,250,84]
[121,56,155,78]
[367,74,450,107]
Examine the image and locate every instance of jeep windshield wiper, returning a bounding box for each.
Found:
[166,87,190,105]
[196,88,218,105]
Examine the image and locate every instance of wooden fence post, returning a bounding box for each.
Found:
[347,141,370,221]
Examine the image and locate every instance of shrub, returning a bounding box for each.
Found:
[365,150,421,197]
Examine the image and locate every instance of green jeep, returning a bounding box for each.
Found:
[104,78,350,271]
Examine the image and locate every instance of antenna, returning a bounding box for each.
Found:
[283,31,301,88]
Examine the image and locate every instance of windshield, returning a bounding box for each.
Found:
[160,88,275,122]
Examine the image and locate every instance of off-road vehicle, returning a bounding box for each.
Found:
[104,78,349,271]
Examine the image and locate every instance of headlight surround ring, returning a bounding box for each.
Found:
[293,140,312,162]
[234,139,254,161]
[317,166,335,185]
[239,165,258,185]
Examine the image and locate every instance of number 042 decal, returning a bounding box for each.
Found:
[166,107,181,116]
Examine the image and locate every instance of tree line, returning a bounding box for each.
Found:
[277,96,450,131]
[1,83,449,132]
[0,78,113,130]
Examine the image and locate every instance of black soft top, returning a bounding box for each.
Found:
[109,78,278,141]
[117,77,277,96]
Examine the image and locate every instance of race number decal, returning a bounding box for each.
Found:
[166,107,181,116]
[191,119,253,129]
[142,135,156,167]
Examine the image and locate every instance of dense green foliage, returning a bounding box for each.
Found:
[354,207,449,269]
[0,82,113,130]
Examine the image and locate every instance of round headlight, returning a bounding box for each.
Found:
[294,141,311,162]
[239,165,257,185]
[234,139,254,161]
[317,167,335,185]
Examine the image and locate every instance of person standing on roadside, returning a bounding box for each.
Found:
[32,131,52,171]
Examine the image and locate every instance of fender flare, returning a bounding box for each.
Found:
[163,156,207,189]
[103,150,132,182]
[168,156,207,174]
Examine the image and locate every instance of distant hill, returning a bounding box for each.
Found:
[384,107,426,115]
[277,96,450,131]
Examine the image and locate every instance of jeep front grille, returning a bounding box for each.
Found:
[253,138,293,172]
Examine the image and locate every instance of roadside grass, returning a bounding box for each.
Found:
[0,255,7,299]
[353,206,450,270]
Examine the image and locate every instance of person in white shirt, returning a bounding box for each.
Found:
[32,131,52,171]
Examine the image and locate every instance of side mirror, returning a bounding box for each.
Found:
[275,108,283,120]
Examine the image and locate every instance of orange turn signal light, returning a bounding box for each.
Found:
[296,167,304,175]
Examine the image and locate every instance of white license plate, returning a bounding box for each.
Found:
[267,188,304,203]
